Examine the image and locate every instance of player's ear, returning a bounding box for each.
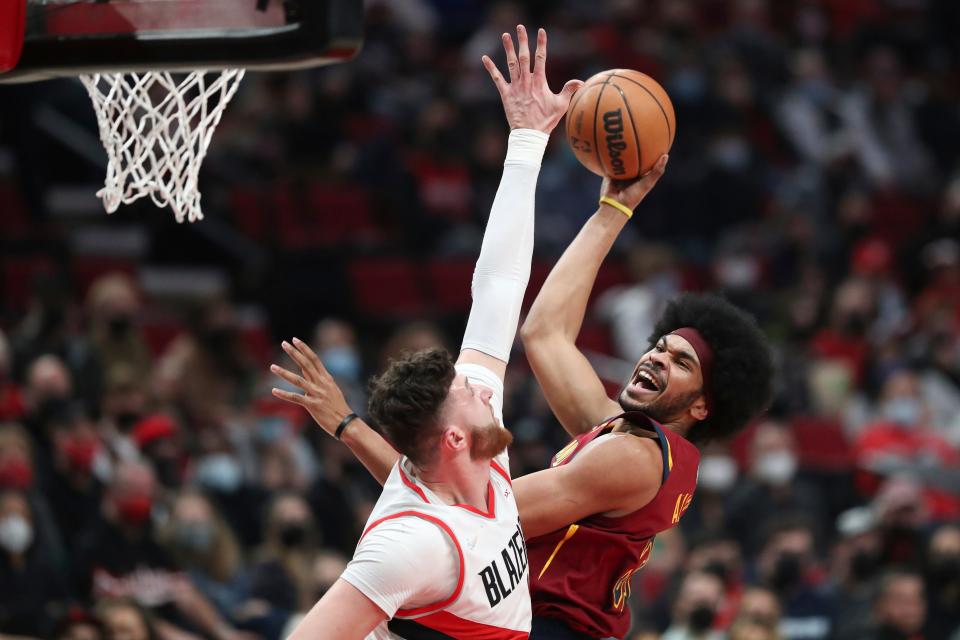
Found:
[689,395,708,422]
[440,425,468,454]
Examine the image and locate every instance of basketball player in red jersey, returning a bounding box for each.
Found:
[515,173,774,638]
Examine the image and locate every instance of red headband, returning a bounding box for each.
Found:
[670,327,714,411]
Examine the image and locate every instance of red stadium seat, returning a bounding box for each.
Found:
[348,258,426,317]
[424,259,474,314]
[789,417,853,472]
[1,254,54,312]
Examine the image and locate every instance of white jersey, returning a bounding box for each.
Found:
[341,364,531,640]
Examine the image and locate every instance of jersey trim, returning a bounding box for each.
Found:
[491,460,511,486]
[390,610,528,639]
[536,524,579,579]
[398,461,499,520]
[359,511,465,618]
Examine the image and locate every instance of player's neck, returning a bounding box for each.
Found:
[415,456,491,511]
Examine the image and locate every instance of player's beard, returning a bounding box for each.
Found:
[470,420,513,461]
[618,385,702,424]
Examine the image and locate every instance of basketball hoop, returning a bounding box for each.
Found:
[80,69,244,223]
[1,0,364,223]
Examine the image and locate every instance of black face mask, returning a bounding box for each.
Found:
[850,549,880,582]
[34,395,71,426]
[771,552,804,592]
[926,556,960,590]
[279,524,308,549]
[107,316,134,340]
[688,605,716,633]
[115,411,142,432]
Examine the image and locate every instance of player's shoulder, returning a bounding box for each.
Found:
[569,431,663,486]
[360,512,458,559]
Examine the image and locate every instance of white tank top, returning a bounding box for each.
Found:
[357,454,531,639]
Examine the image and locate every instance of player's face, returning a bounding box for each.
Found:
[619,334,705,423]
[447,375,512,460]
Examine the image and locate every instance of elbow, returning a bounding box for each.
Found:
[520,314,550,346]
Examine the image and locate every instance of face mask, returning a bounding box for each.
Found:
[771,552,804,592]
[114,411,143,432]
[195,453,243,493]
[0,515,34,554]
[107,316,134,340]
[62,437,98,474]
[712,138,750,171]
[0,456,34,490]
[754,450,797,486]
[34,396,71,426]
[699,455,738,492]
[174,521,215,552]
[688,604,716,633]
[115,495,153,526]
[279,523,308,548]
[320,347,361,382]
[882,397,922,427]
[850,549,880,582]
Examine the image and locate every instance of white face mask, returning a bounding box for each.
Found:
[754,450,798,486]
[0,515,34,554]
[698,455,738,492]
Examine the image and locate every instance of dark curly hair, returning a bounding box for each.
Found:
[647,293,773,445]
[367,348,456,467]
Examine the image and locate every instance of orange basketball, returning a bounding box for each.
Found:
[565,69,675,180]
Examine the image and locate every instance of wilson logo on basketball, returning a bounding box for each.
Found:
[602,109,627,176]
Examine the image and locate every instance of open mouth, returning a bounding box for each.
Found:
[633,367,663,393]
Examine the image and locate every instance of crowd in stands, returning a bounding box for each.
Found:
[1,0,960,639]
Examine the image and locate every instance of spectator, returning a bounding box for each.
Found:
[311,318,367,412]
[247,492,320,614]
[0,488,67,637]
[160,489,247,623]
[853,369,960,519]
[725,421,827,552]
[923,524,960,639]
[661,570,726,640]
[754,514,833,640]
[839,570,928,640]
[73,460,243,640]
[55,607,103,640]
[85,273,152,405]
[829,507,883,638]
[131,415,185,490]
[731,587,782,638]
[95,598,158,640]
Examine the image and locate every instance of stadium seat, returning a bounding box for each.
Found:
[347,258,426,317]
[424,258,474,314]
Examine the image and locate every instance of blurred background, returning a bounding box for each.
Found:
[1,0,959,639]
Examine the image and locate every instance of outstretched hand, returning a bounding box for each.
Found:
[600,154,670,211]
[482,25,584,134]
[270,338,353,438]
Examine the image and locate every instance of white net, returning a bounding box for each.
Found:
[80,69,245,223]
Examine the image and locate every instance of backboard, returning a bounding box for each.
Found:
[0,0,363,83]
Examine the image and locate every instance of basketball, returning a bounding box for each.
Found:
[565,69,675,180]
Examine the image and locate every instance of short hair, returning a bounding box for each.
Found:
[368,348,456,467]
[648,293,773,445]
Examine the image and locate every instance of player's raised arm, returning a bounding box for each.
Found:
[456,26,582,387]
[520,160,669,437]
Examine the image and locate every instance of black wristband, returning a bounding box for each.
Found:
[335,412,359,440]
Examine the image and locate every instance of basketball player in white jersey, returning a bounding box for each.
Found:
[271,26,583,639]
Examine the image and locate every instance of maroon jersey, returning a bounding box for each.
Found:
[527,412,700,639]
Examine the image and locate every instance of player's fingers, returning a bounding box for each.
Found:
[533,27,548,77]
[292,337,329,377]
[501,32,519,83]
[281,340,317,379]
[558,79,584,103]
[270,364,313,393]
[516,25,531,78]
[482,55,508,95]
[271,387,308,406]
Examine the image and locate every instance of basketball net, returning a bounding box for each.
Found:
[80,69,245,223]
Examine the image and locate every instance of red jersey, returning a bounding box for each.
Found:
[527,412,700,639]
